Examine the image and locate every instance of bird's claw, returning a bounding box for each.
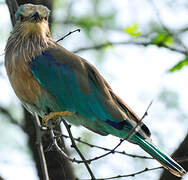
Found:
[42,111,73,127]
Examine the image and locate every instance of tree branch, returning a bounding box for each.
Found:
[0,106,22,127]
[78,157,188,180]
[147,0,188,52]
[78,166,163,180]
[124,100,153,141]
[53,131,152,159]
[73,41,188,56]
[56,29,81,43]
[34,113,49,180]
[48,120,77,162]
[5,0,18,26]
[61,118,96,180]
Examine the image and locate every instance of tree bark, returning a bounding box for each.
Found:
[5,0,75,179]
[159,134,188,180]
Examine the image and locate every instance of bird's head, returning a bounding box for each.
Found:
[15,4,51,38]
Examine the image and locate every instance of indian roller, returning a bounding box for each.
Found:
[4,4,186,177]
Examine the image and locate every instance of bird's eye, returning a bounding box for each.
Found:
[44,16,48,21]
[19,14,25,21]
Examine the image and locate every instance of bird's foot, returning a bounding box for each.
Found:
[42,111,72,127]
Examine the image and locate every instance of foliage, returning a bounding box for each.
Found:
[152,32,173,46]
[124,24,142,37]
[169,57,188,72]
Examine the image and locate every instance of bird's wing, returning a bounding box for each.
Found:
[29,44,150,137]
[100,77,151,137]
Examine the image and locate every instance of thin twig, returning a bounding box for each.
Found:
[73,41,188,56]
[48,120,98,165]
[48,120,77,162]
[34,113,49,180]
[48,124,102,164]
[124,100,153,141]
[79,156,188,180]
[53,131,152,159]
[61,118,96,180]
[78,166,163,180]
[56,29,81,43]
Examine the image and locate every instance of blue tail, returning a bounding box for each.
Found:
[136,136,186,177]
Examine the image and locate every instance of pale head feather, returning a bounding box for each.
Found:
[5,4,56,64]
[15,4,50,21]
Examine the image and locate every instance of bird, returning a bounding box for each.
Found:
[5,3,186,177]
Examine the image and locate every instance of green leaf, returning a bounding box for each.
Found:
[165,36,173,45]
[103,43,113,50]
[124,24,141,37]
[152,32,173,46]
[169,57,188,72]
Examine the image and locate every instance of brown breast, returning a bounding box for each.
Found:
[5,53,42,105]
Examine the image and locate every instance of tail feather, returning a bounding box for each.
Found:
[136,137,186,177]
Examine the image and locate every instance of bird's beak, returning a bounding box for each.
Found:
[29,11,42,22]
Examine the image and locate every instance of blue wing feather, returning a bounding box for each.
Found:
[30,50,110,120]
